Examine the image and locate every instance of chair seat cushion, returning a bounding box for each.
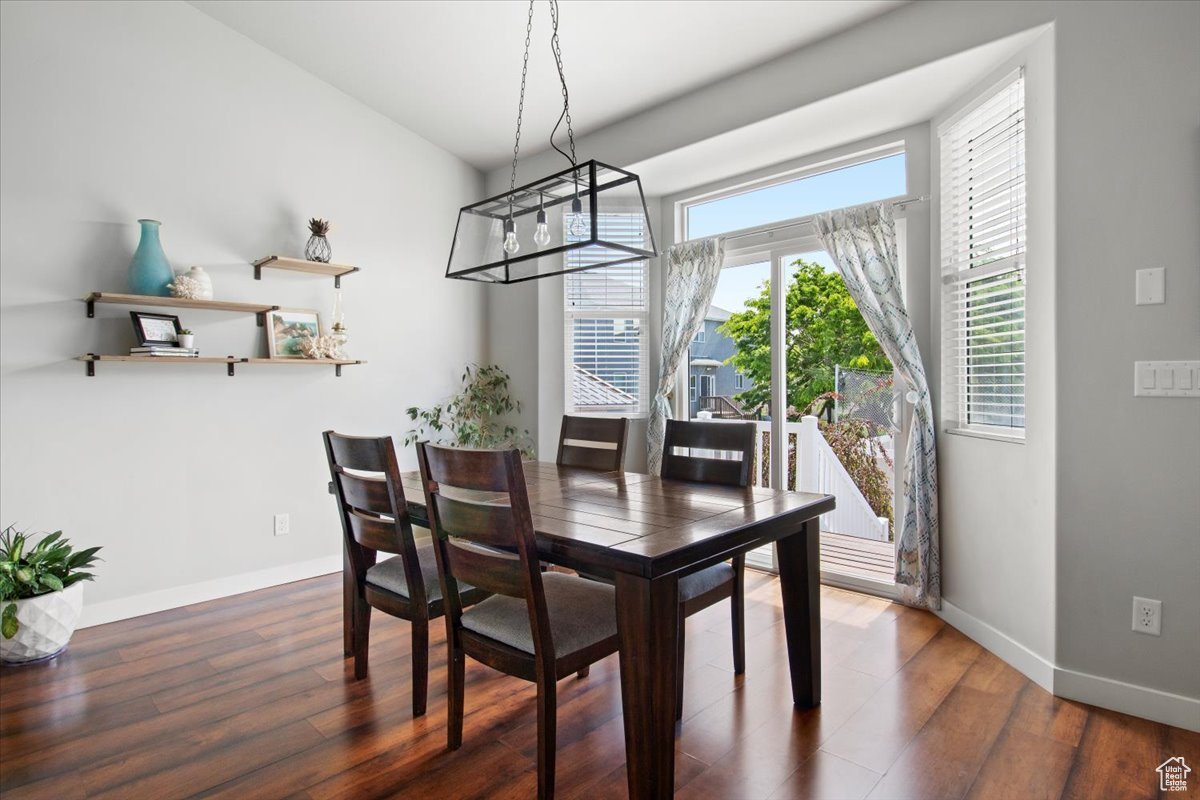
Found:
[366,542,453,603]
[461,572,616,657]
[679,562,736,602]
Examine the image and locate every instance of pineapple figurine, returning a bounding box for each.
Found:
[304,217,332,263]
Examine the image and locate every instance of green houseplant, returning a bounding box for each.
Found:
[1,526,101,663]
[405,364,534,457]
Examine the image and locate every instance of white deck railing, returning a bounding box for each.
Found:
[734,415,889,541]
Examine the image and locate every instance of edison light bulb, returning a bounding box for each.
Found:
[568,197,588,238]
[503,218,520,255]
[533,209,551,247]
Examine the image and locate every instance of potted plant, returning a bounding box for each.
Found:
[405,364,534,456]
[1,526,101,664]
[177,329,194,349]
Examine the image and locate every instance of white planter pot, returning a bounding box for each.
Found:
[177,334,194,349]
[1,582,83,664]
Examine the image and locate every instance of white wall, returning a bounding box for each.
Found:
[0,0,484,625]
[1049,1,1199,706]
[932,31,1058,668]
[482,0,1200,727]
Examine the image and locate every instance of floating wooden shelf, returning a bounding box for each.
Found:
[252,256,359,287]
[79,354,241,376]
[244,358,365,376]
[243,358,364,365]
[85,292,278,325]
[78,354,365,377]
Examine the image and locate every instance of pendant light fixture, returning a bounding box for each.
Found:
[445,0,657,284]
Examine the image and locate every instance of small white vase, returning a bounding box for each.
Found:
[1,582,83,664]
[177,334,195,349]
[176,266,214,300]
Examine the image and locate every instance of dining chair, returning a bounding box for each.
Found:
[323,430,489,717]
[660,418,757,719]
[416,443,619,800]
[555,414,629,589]
[555,414,628,472]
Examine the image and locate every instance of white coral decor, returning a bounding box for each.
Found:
[166,275,205,300]
[297,331,345,360]
[0,582,83,663]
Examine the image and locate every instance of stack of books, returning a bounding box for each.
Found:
[130,346,200,357]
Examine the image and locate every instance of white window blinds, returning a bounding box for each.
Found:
[564,213,649,415]
[939,71,1026,434]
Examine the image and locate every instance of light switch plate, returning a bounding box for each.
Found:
[1134,361,1200,397]
[1135,267,1165,305]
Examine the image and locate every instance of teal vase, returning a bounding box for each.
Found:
[127,219,173,296]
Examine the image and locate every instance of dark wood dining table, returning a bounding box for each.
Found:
[398,461,835,800]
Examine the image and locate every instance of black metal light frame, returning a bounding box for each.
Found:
[445,159,657,284]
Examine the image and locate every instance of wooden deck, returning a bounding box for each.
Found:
[821,530,895,583]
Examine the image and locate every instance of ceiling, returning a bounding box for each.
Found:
[630,26,1042,197]
[188,0,904,170]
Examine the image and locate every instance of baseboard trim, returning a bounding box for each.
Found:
[77,555,342,629]
[1055,666,1200,733]
[938,600,1200,731]
[938,600,1056,691]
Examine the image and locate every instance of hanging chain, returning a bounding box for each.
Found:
[508,0,578,205]
[508,0,536,200]
[548,0,577,169]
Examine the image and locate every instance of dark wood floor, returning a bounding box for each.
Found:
[1,572,1195,800]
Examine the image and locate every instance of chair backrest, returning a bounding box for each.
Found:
[323,431,425,603]
[416,444,553,658]
[661,419,757,487]
[556,415,628,472]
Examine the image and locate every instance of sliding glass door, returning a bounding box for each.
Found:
[677,149,906,580]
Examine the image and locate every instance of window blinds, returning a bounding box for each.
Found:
[564,213,649,414]
[939,71,1026,433]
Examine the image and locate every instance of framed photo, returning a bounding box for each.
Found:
[266,308,323,358]
[130,312,182,346]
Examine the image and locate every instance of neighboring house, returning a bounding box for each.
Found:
[688,305,755,418]
[570,364,637,412]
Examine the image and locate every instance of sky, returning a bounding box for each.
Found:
[689,153,906,315]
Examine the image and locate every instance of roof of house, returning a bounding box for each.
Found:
[705,304,733,321]
[570,364,637,408]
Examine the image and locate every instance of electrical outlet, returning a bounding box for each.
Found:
[1132,597,1161,636]
[273,513,290,537]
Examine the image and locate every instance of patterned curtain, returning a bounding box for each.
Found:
[815,203,940,610]
[647,237,725,475]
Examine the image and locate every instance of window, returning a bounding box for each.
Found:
[939,71,1026,436]
[735,373,745,390]
[564,213,649,415]
[689,375,697,401]
[685,152,906,239]
[693,327,706,343]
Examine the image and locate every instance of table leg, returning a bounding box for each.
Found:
[776,518,821,707]
[615,572,679,800]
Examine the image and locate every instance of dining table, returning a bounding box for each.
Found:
[397,461,836,800]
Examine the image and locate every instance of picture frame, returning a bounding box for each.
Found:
[266,308,323,358]
[129,312,183,346]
